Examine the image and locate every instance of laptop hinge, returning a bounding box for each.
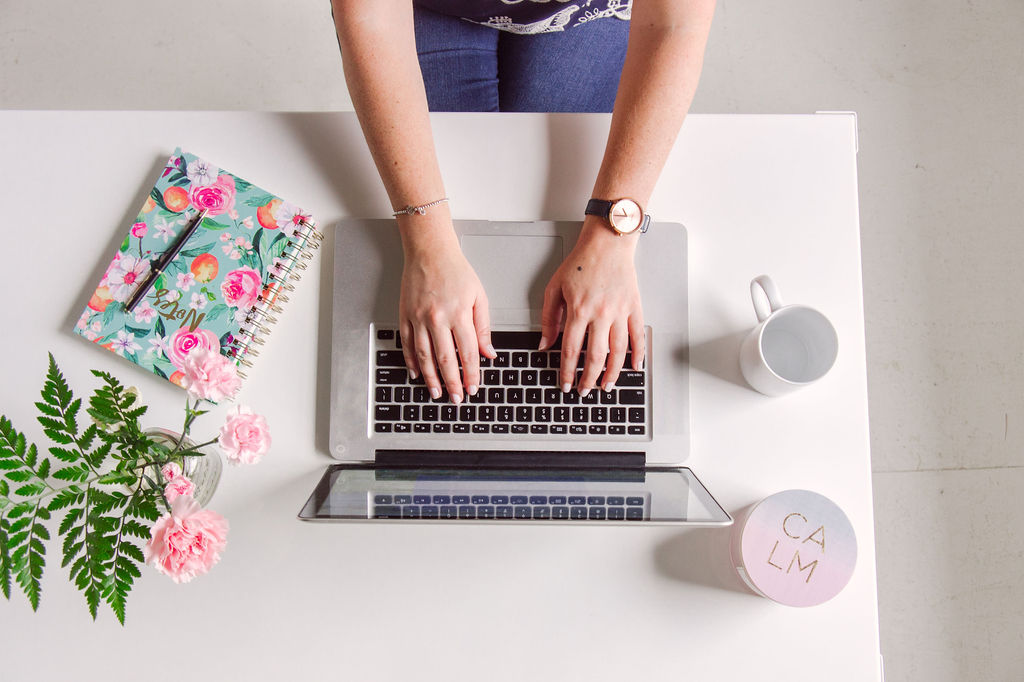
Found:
[375,449,646,470]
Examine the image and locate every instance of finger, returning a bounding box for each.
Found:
[399,320,420,380]
[578,320,610,396]
[628,310,646,371]
[559,311,587,393]
[453,314,481,397]
[429,324,464,404]
[603,322,629,391]
[473,293,495,359]
[414,325,443,399]
[539,283,565,351]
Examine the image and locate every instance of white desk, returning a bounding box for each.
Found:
[0,111,878,680]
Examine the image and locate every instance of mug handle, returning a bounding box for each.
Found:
[750,275,784,322]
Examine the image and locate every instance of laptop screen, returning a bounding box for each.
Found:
[298,465,730,525]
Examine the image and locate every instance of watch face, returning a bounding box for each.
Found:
[608,199,643,234]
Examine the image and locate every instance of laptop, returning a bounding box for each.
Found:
[298,218,730,526]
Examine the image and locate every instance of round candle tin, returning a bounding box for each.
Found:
[731,489,856,607]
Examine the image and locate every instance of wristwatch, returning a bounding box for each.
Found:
[585,198,651,235]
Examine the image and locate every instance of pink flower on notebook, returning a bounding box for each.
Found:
[104,253,151,302]
[188,174,236,216]
[218,405,271,465]
[180,348,241,403]
[131,221,148,238]
[220,266,262,312]
[166,327,220,370]
[144,495,229,584]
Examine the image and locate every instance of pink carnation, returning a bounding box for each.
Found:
[180,348,241,402]
[144,496,229,584]
[163,474,195,503]
[161,462,182,480]
[188,174,236,216]
[220,267,263,311]
[166,327,220,371]
[131,221,148,238]
[218,405,271,465]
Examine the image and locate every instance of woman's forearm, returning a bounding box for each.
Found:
[592,0,717,206]
[331,0,455,250]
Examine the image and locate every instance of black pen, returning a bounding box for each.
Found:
[125,208,209,313]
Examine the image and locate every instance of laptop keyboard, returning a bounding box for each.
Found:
[371,493,648,520]
[371,329,648,438]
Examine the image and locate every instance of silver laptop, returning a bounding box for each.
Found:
[299,219,730,526]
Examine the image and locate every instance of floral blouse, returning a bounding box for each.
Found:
[414,0,632,34]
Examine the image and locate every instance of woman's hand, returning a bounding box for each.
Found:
[399,231,495,404]
[540,216,645,395]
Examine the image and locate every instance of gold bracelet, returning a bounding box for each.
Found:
[392,197,449,217]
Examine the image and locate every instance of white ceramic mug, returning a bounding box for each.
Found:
[739,275,838,396]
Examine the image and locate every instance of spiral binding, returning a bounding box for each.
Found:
[234,217,323,377]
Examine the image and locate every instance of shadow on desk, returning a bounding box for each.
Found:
[653,528,756,597]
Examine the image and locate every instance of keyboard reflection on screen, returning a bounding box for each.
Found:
[370,492,649,521]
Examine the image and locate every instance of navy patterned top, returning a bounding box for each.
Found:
[414,0,632,34]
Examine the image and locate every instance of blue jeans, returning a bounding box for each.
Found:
[413,7,630,113]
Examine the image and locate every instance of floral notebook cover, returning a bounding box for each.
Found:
[75,148,318,386]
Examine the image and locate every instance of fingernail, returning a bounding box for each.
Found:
[486,344,496,356]
[430,387,442,400]
[561,383,572,393]
[410,369,419,380]
[602,383,611,392]
[579,388,590,399]
[538,336,549,350]
[469,385,478,396]
[452,393,463,404]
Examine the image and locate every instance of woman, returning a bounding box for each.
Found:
[331,0,716,405]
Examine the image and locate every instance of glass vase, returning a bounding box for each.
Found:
[144,427,223,507]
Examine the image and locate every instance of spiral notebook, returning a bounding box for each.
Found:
[74,148,322,385]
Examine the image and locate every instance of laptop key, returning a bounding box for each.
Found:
[550,425,567,434]
[413,495,431,504]
[628,425,646,435]
[609,425,625,435]
[581,391,599,405]
[502,370,518,385]
[521,370,538,385]
[440,506,458,519]
[375,387,392,403]
[496,506,513,519]
[516,406,532,422]
[413,387,430,402]
[619,390,646,405]
[608,507,626,520]
[376,350,405,367]
[591,407,607,422]
[478,505,495,519]
[441,405,458,421]
[494,352,510,367]
[568,496,586,505]
[453,423,469,433]
[512,352,529,367]
[376,368,407,384]
[617,371,645,387]
[626,508,644,520]
[374,495,393,504]
[403,506,421,519]
[375,405,400,421]
[479,406,495,421]
[394,386,411,402]
[413,423,430,433]
[488,388,505,403]
[432,495,451,504]
[403,405,420,421]
[540,370,558,386]
[472,424,490,434]
[628,408,645,423]
[510,496,528,505]
[484,369,501,385]
[535,406,551,422]
[570,507,587,520]
[588,425,607,435]
[530,352,548,368]
[433,424,451,433]
[526,388,542,404]
[552,506,570,519]
[511,424,528,434]
[421,505,439,518]
[570,425,586,435]
[373,505,402,518]
[533,506,551,519]
[453,495,469,504]
[376,328,394,340]
[626,497,644,506]
[530,425,548,435]
[375,423,392,433]
[394,495,412,504]
[572,407,588,422]
[506,388,524,404]
[497,406,513,422]
[589,507,607,520]
[610,407,626,423]
[458,506,475,519]
[492,424,510,433]
[514,506,531,519]
[472,495,490,504]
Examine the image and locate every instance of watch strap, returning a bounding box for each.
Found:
[585,198,614,219]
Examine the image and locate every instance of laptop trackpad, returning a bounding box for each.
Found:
[461,235,563,326]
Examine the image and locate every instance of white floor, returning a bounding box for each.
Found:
[3,1,1022,679]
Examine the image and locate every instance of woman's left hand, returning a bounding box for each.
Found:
[539,216,646,395]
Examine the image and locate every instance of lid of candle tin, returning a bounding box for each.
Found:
[731,489,856,607]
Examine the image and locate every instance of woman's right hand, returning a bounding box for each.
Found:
[399,232,495,404]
